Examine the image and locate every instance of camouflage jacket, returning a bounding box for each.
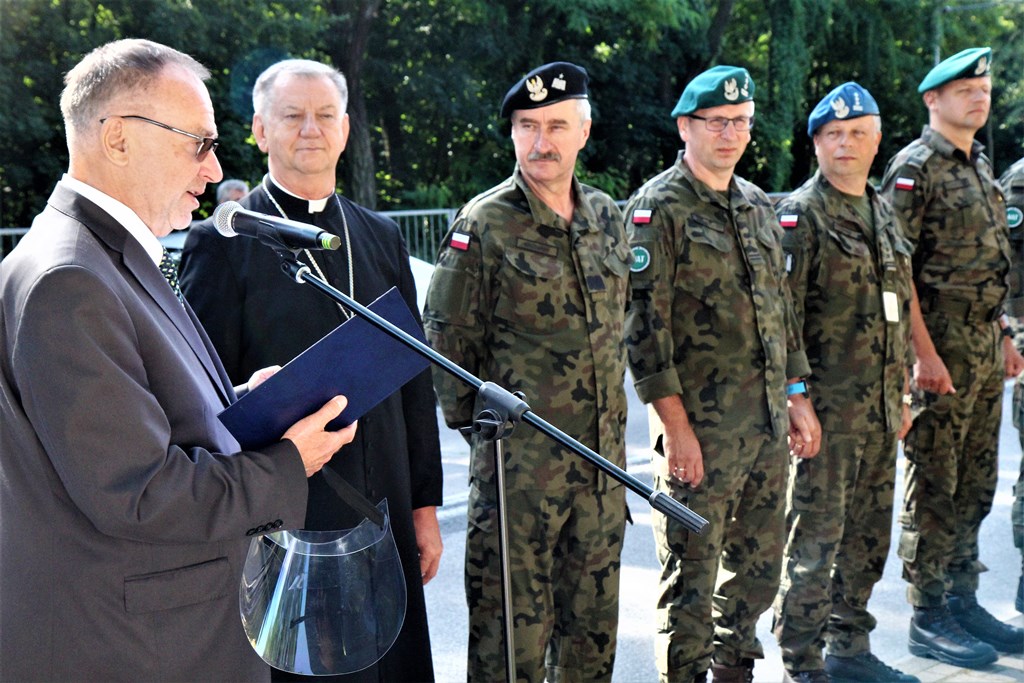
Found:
[1001,157,1024,318]
[999,158,1024,428]
[780,171,914,433]
[880,126,1010,319]
[623,151,811,441]
[423,167,633,491]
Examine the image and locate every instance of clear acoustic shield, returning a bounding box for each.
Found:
[239,500,406,675]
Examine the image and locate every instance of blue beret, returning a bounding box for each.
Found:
[500,62,589,118]
[918,47,992,93]
[671,65,755,117]
[807,82,880,137]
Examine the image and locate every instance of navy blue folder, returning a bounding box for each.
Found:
[218,287,430,450]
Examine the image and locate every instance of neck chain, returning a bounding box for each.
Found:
[262,179,354,321]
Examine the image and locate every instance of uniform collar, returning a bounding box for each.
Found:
[511,165,597,233]
[674,150,755,212]
[921,125,984,163]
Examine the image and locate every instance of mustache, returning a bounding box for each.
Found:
[528,151,561,162]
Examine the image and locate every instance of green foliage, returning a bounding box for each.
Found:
[2,0,1022,228]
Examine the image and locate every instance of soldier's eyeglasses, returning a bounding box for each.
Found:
[688,115,755,132]
[100,114,220,160]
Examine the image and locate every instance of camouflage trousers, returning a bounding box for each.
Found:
[464,477,626,683]
[772,429,899,671]
[898,319,1003,605]
[1014,378,1024,553]
[652,430,788,682]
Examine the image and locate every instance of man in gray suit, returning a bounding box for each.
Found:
[0,39,357,681]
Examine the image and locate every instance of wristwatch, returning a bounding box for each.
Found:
[786,380,809,398]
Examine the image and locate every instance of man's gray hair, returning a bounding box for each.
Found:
[60,39,210,143]
[511,98,592,126]
[216,179,250,204]
[252,59,348,118]
[578,98,592,123]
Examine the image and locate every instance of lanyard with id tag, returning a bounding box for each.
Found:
[883,290,900,322]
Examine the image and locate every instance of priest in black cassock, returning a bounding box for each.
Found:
[179,58,443,683]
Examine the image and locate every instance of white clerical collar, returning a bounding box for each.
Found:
[60,174,164,265]
[267,173,332,213]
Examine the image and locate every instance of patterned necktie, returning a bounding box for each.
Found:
[159,249,185,304]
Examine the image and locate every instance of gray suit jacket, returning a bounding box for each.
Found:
[0,184,308,681]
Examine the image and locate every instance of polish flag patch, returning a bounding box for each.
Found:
[895,177,915,191]
[632,208,653,224]
[450,231,471,251]
[779,214,799,228]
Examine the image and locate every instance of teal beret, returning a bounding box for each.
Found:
[500,62,589,118]
[918,47,992,93]
[671,65,755,117]
[807,82,879,136]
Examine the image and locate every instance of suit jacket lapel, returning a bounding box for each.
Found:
[48,185,235,406]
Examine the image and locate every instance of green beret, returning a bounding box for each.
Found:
[500,62,589,118]
[918,47,992,93]
[671,65,755,117]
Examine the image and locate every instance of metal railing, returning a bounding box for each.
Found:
[2,194,791,262]
[1,208,459,263]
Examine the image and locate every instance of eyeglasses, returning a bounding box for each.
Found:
[99,114,219,160]
[688,114,755,132]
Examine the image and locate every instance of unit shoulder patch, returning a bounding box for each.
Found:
[630,245,651,273]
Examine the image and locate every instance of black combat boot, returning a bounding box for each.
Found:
[710,658,754,683]
[1017,568,1023,614]
[946,593,1024,653]
[908,605,998,668]
[783,669,830,682]
[825,652,919,682]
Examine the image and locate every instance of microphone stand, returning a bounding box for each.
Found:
[277,253,708,683]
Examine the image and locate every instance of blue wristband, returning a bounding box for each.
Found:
[786,381,807,397]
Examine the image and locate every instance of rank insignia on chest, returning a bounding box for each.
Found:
[632,208,653,224]
[779,214,799,228]
[450,231,472,251]
[894,177,915,191]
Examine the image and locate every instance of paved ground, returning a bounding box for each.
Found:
[422,376,1024,682]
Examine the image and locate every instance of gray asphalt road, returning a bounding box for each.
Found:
[422,377,1024,682]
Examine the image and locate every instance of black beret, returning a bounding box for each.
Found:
[500,62,589,118]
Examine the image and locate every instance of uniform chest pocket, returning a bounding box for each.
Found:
[494,246,569,334]
[684,215,730,253]
[823,226,878,302]
[826,225,871,257]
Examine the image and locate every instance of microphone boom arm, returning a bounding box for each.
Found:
[280,256,708,535]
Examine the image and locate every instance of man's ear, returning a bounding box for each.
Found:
[253,113,269,153]
[100,117,130,166]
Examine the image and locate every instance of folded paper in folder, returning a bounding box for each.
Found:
[218,286,429,450]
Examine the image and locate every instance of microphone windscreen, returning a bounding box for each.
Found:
[213,201,241,237]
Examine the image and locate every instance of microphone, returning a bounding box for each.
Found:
[213,201,340,251]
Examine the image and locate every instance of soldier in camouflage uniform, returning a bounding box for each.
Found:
[770,82,918,683]
[1001,156,1024,613]
[423,62,633,682]
[623,65,821,683]
[880,47,1024,667]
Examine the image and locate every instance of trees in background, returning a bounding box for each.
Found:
[2,0,1021,228]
